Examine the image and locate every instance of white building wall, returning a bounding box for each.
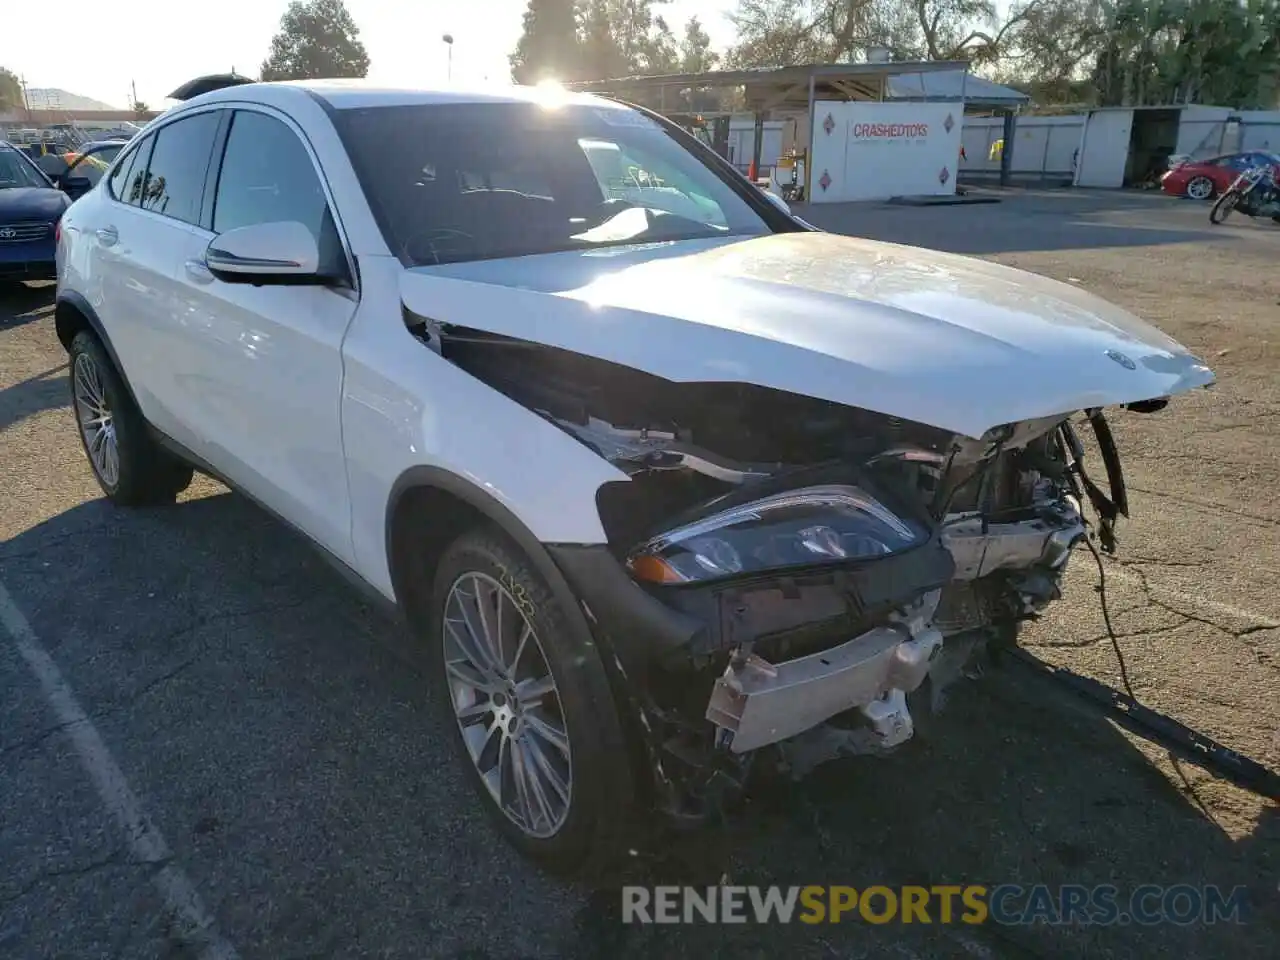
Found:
[960,115,1084,176]
[1174,105,1234,159]
[1074,109,1134,187]
[1238,110,1280,152]
[726,116,785,171]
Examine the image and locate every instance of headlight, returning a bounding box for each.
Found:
[626,484,928,585]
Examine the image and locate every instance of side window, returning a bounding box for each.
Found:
[108,138,149,205]
[138,111,221,225]
[213,110,331,241]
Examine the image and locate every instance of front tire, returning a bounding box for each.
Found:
[1209,191,1239,225]
[429,525,634,875]
[68,331,193,505]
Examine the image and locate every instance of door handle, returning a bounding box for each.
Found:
[95,226,118,247]
[184,259,214,284]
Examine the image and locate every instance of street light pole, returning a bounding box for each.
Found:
[442,34,454,81]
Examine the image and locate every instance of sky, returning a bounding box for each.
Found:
[1,0,740,110]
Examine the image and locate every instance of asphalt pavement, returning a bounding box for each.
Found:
[2,189,1277,959]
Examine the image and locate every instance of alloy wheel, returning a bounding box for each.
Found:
[442,571,573,838]
[72,352,120,488]
[1186,176,1213,200]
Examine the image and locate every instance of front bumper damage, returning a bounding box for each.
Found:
[705,590,943,754]
[548,415,1113,823]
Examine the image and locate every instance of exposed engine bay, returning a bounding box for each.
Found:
[411,313,1148,820]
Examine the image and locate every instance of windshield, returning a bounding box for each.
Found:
[333,101,773,266]
[0,147,52,189]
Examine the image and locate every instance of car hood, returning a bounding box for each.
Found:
[0,187,69,221]
[401,231,1214,439]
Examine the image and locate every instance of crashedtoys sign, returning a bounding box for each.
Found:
[811,102,962,202]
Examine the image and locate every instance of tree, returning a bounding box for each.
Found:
[722,0,1280,108]
[510,0,581,83]
[0,68,23,113]
[509,0,698,82]
[132,101,151,118]
[724,0,1049,67]
[679,15,721,72]
[578,0,629,80]
[260,0,370,82]
[1086,0,1280,108]
[725,0,923,67]
[576,0,679,77]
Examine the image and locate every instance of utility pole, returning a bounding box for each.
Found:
[19,73,32,120]
[131,80,138,110]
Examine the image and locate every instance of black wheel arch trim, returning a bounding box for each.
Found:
[385,466,702,676]
[55,290,142,410]
[386,466,591,623]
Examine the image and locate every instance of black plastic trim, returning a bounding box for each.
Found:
[658,536,956,658]
[384,466,603,643]
[54,291,142,410]
[1087,410,1129,518]
[545,543,705,673]
[199,109,233,230]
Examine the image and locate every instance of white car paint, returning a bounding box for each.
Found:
[401,230,1214,441]
[56,79,1214,609]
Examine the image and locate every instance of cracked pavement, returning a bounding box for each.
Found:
[2,190,1277,959]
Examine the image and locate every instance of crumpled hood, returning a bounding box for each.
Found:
[0,187,70,222]
[401,231,1215,439]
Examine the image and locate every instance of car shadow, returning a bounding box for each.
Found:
[0,282,56,331]
[0,363,69,435]
[1,492,1275,959]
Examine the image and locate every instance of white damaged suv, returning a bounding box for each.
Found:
[54,76,1215,873]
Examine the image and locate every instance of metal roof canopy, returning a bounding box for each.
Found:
[564,60,975,111]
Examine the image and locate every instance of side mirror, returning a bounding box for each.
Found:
[205,221,326,285]
[763,190,792,216]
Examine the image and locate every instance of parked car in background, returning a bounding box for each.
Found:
[58,141,129,196]
[1161,151,1280,200]
[0,141,73,284]
[54,77,1215,875]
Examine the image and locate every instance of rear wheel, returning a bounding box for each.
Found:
[68,331,193,505]
[1185,175,1215,201]
[428,525,634,875]
[1209,190,1239,224]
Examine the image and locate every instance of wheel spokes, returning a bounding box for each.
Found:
[525,709,571,759]
[73,354,119,488]
[442,570,573,839]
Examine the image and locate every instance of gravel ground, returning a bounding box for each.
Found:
[1,188,1276,959]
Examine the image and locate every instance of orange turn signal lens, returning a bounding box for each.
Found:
[626,554,687,584]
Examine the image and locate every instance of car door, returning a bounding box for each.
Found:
[169,105,358,564]
[87,109,225,452]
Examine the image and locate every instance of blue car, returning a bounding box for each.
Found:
[0,141,74,284]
